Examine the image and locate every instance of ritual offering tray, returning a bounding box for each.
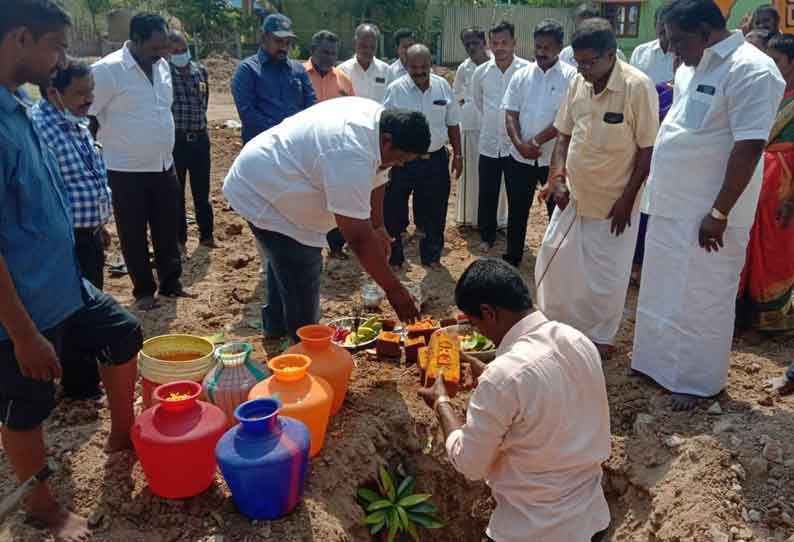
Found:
[438,324,496,362]
[328,316,384,351]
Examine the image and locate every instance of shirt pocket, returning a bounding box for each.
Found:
[681,88,721,131]
[591,110,632,151]
[429,100,448,127]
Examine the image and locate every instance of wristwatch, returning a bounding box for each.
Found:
[710,207,728,221]
[433,396,451,414]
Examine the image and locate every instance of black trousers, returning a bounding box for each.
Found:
[326,228,345,252]
[385,148,450,266]
[174,131,213,244]
[61,227,105,398]
[108,169,183,299]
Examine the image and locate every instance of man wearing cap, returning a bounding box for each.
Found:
[231,13,316,144]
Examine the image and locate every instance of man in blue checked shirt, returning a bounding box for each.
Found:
[32,59,111,400]
[231,13,316,144]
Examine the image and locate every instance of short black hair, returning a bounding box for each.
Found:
[747,28,773,47]
[129,12,168,43]
[0,0,71,42]
[394,27,416,47]
[575,3,601,21]
[769,33,794,61]
[662,0,726,33]
[311,30,338,51]
[571,17,616,54]
[455,258,533,318]
[534,19,564,45]
[654,4,669,25]
[460,26,486,43]
[753,4,781,24]
[38,57,90,98]
[490,20,515,39]
[380,108,431,155]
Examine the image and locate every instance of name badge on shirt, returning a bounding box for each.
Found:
[696,84,716,96]
[603,112,624,124]
[375,77,386,83]
[433,99,448,106]
[199,81,208,95]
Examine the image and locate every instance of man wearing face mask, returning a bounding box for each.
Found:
[231,13,316,145]
[31,59,111,401]
[90,12,190,311]
[168,30,215,255]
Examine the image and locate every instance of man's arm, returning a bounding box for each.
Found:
[230,63,275,137]
[448,124,463,179]
[0,255,61,381]
[607,146,653,235]
[472,68,484,114]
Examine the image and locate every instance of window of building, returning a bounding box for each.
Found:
[602,3,641,38]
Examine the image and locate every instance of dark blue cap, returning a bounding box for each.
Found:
[263,13,296,38]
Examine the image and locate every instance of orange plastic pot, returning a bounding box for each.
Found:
[286,325,353,415]
[248,354,333,458]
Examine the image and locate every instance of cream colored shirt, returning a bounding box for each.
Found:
[554,60,659,219]
[445,311,611,542]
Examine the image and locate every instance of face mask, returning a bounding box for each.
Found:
[170,51,191,68]
[54,90,88,126]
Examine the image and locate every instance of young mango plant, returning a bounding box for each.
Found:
[357,465,444,541]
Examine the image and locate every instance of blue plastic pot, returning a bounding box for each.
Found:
[216,398,311,519]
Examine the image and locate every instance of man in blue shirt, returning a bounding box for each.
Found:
[231,13,316,144]
[0,3,142,540]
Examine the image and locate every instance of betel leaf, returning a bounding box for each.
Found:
[396,475,415,499]
[367,500,393,512]
[379,465,396,502]
[365,510,387,525]
[358,488,380,504]
[406,512,445,529]
[397,494,432,508]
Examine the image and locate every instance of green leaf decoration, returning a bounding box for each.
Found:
[407,512,445,529]
[387,509,400,541]
[379,465,396,502]
[365,510,387,525]
[407,502,437,515]
[367,500,393,512]
[405,519,420,542]
[370,521,386,535]
[396,506,411,532]
[396,475,415,500]
[357,488,380,504]
[397,494,432,508]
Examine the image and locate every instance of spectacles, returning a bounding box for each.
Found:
[575,54,603,69]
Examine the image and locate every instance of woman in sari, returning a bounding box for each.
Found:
[737,33,794,334]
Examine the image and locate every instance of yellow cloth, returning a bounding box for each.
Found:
[304,61,355,102]
[554,60,659,219]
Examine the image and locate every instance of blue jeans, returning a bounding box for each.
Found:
[249,224,323,340]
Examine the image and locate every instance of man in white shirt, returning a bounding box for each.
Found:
[223,98,426,338]
[383,45,462,269]
[472,21,530,253]
[338,23,389,102]
[418,258,611,542]
[630,6,675,84]
[503,19,577,267]
[453,27,508,228]
[386,28,416,85]
[90,13,189,310]
[632,0,785,411]
[560,4,626,67]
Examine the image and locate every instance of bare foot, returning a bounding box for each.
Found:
[669,393,699,411]
[29,504,91,542]
[764,375,794,396]
[105,431,133,453]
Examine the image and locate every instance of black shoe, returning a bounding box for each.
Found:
[501,254,520,267]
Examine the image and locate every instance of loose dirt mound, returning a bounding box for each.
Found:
[203,53,240,95]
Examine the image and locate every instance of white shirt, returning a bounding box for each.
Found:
[643,31,785,228]
[89,43,175,172]
[560,45,626,67]
[383,74,461,153]
[453,56,489,131]
[446,311,611,542]
[502,60,578,166]
[386,59,407,86]
[472,55,530,157]
[630,39,675,84]
[222,97,388,248]
[338,56,390,102]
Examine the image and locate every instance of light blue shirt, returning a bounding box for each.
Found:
[0,87,85,340]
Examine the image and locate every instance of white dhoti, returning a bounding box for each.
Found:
[631,215,750,397]
[456,130,508,227]
[535,201,639,345]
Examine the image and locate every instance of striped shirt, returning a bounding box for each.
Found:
[171,61,209,132]
[31,99,112,228]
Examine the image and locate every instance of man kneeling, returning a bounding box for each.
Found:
[419,258,611,541]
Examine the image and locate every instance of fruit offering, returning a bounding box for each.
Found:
[459,331,495,352]
[331,316,383,347]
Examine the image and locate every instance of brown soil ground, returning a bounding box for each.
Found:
[2,59,794,542]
